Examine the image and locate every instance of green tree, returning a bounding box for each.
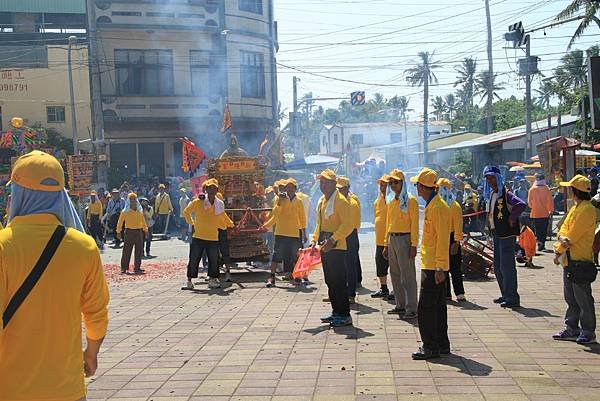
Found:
[405,51,440,164]
[454,57,477,107]
[556,0,600,50]
[448,149,472,176]
[444,94,458,121]
[431,96,446,121]
[475,70,504,104]
[534,80,554,127]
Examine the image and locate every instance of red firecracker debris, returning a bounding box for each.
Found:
[103,261,187,284]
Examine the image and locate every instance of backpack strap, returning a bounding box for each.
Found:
[2,225,66,328]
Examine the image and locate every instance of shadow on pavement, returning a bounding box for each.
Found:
[582,343,600,355]
[512,306,559,318]
[428,354,493,376]
[303,325,331,336]
[353,303,379,315]
[448,300,488,311]
[332,326,374,339]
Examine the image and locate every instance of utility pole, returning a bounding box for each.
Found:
[484,0,494,135]
[67,36,78,155]
[86,0,108,187]
[525,37,533,160]
[291,76,304,160]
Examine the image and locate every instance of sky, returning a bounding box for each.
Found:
[273,0,600,122]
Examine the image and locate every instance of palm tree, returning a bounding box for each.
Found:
[405,51,440,164]
[454,58,477,107]
[475,70,504,104]
[444,94,457,121]
[534,80,554,128]
[556,0,600,50]
[431,96,446,121]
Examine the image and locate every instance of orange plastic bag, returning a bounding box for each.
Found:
[292,247,322,279]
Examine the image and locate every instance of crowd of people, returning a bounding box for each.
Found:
[1,150,600,401]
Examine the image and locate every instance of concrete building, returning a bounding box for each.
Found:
[91,0,279,180]
[0,1,91,148]
[319,120,452,168]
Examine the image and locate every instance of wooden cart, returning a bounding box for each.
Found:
[461,234,494,279]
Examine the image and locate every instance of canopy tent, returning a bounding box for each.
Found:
[285,155,339,169]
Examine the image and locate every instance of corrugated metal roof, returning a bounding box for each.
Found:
[1,0,85,14]
[437,115,580,151]
[374,132,484,150]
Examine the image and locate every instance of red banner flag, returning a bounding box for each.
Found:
[181,138,205,175]
[221,102,232,133]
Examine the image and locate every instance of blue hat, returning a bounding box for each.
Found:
[483,165,501,176]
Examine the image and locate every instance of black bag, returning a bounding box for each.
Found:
[566,251,598,284]
[2,225,66,328]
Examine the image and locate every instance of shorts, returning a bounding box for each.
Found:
[375,245,389,277]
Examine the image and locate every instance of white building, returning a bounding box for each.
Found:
[319,120,452,167]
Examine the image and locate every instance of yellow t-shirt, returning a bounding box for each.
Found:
[0,214,109,401]
[117,209,148,231]
[87,201,103,218]
[385,195,419,247]
[184,198,230,241]
[449,200,463,242]
[421,194,451,271]
[154,193,173,215]
[554,200,596,264]
[349,193,361,230]
[373,195,387,246]
[312,191,353,250]
[264,195,306,238]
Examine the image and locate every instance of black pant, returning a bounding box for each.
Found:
[417,270,450,353]
[188,238,220,279]
[157,214,169,234]
[145,226,153,254]
[375,245,389,277]
[346,229,360,295]
[109,213,121,245]
[273,235,302,273]
[89,214,103,244]
[218,229,231,265]
[321,247,350,317]
[446,236,465,297]
[532,217,549,247]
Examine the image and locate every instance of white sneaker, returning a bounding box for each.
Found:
[208,278,221,289]
[456,294,467,302]
[185,281,194,290]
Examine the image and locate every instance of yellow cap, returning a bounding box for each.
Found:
[377,174,390,184]
[158,183,166,189]
[90,190,97,196]
[336,176,350,188]
[317,169,337,181]
[202,178,219,189]
[286,178,298,187]
[464,183,472,190]
[559,174,592,193]
[388,169,405,182]
[128,192,137,200]
[9,150,65,192]
[436,177,452,189]
[266,186,274,194]
[274,180,284,187]
[410,167,438,187]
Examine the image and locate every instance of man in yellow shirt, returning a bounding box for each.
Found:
[184,178,229,289]
[383,169,419,318]
[262,178,307,286]
[0,150,109,400]
[87,190,104,249]
[437,178,466,302]
[337,176,361,303]
[410,168,450,360]
[154,183,173,235]
[312,169,354,327]
[553,175,597,344]
[371,174,391,298]
[117,193,148,274]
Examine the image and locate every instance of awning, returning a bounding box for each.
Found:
[285,155,339,169]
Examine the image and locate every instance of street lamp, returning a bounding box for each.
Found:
[67,35,78,155]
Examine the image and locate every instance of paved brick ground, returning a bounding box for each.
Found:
[88,232,600,401]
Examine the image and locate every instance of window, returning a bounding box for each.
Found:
[190,50,210,96]
[111,11,142,16]
[47,106,65,123]
[146,12,175,17]
[178,13,205,18]
[115,49,174,96]
[239,0,262,14]
[333,133,338,145]
[240,51,265,98]
[390,132,403,143]
[322,136,326,146]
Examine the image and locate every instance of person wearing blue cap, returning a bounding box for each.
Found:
[483,166,527,308]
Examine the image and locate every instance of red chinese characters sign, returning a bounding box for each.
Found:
[216,159,258,173]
